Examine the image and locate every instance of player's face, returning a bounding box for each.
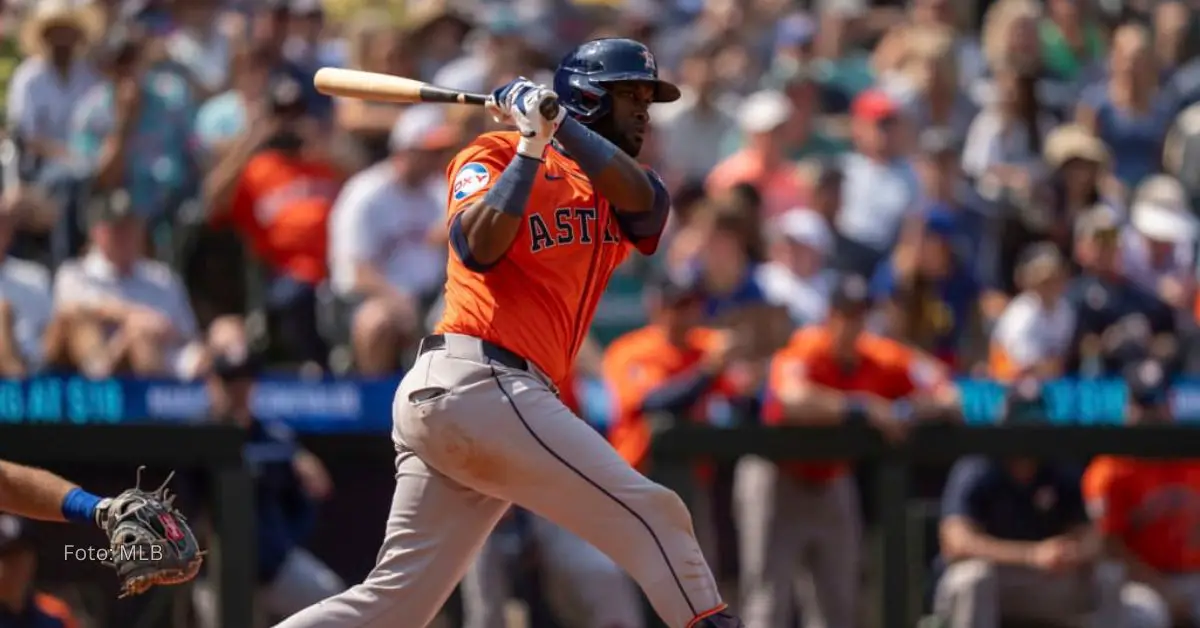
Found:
[595,82,656,157]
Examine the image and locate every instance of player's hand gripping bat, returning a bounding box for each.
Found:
[313,68,560,119]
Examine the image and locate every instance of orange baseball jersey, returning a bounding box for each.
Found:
[1082,456,1200,573]
[765,326,949,482]
[437,132,665,385]
[603,325,732,473]
[217,150,342,285]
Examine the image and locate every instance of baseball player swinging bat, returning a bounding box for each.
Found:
[279,39,742,628]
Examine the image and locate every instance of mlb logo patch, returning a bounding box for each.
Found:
[453,163,490,201]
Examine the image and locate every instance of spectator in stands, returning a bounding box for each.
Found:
[871,208,982,369]
[165,0,231,102]
[1068,206,1177,377]
[977,0,1077,119]
[328,105,456,375]
[1161,1,1200,109]
[961,63,1053,206]
[707,90,810,219]
[885,25,977,142]
[902,0,986,93]
[935,378,1124,628]
[193,333,344,627]
[194,41,276,164]
[743,274,958,628]
[0,200,70,377]
[795,158,844,226]
[1077,24,1178,194]
[1083,359,1200,628]
[70,24,199,231]
[756,208,835,328]
[52,189,207,380]
[204,73,343,369]
[1039,0,1106,85]
[835,89,922,278]
[248,0,331,120]
[603,272,749,570]
[1041,124,1117,254]
[913,129,989,272]
[6,0,101,180]
[1121,175,1198,311]
[682,204,768,322]
[989,243,1075,383]
[282,0,342,73]
[0,514,78,628]
[334,15,413,165]
[653,40,736,189]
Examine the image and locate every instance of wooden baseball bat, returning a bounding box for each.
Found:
[313,68,560,118]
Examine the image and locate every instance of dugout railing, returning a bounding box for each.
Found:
[0,424,255,628]
[648,423,1200,628]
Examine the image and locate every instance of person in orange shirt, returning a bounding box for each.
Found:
[735,274,959,628]
[204,73,343,367]
[604,273,752,571]
[0,514,78,628]
[1083,359,1200,628]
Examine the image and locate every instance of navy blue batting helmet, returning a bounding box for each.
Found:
[553,38,681,124]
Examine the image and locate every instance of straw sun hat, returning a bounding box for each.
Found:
[19,0,104,58]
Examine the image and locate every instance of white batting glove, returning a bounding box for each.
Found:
[484,96,514,127]
[510,85,565,159]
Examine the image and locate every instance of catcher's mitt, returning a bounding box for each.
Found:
[96,467,204,598]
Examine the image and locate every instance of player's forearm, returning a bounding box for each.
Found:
[0,460,97,523]
[777,386,851,425]
[453,155,540,269]
[941,519,1036,566]
[555,118,655,212]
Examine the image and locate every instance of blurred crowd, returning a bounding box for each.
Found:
[4,0,1200,626]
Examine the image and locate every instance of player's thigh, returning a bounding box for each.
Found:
[261,548,347,618]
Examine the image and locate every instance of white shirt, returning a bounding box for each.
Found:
[0,257,53,369]
[652,89,738,183]
[960,109,1055,179]
[6,56,100,147]
[991,292,1076,370]
[836,152,922,250]
[53,253,199,343]
[328,163,448,298]
[1120,228,1195,294]
[755,262,835,327]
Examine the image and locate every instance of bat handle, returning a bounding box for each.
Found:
[539,94,561,120]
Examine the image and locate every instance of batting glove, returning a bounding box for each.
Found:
[510,84,565,159]
[486,77,534,127]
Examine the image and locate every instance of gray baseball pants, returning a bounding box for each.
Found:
[273,334,724,628]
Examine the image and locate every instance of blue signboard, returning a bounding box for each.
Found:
[0,376,1198,432]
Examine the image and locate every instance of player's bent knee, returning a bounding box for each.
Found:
[940,559,997,595]
[642,482,695,536]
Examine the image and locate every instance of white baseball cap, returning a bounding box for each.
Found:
[737,90,793,134]
[389,104,459,152]
[774,208,833,257]
[1131,199,1199,244]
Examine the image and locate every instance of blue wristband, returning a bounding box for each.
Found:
[62,487,102,525]
[554,117,619,178]
[482,155,541,218]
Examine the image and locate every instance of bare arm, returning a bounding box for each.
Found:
[335,99,401,136]
[0,460,79,522]
[776,380,894,425]
[940,516,1037,566]
[202,133,261,219]
[92,114,136,190]
[456,197,526,268]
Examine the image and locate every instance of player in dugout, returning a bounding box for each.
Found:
[737,274,960,628]
[0,514,79,628]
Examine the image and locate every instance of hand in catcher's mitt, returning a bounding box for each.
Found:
[95,467,205,598]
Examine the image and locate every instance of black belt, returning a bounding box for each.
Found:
[417,335,529,371]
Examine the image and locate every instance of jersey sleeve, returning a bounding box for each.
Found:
[612,167,671,256]
[445,135,517,221]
